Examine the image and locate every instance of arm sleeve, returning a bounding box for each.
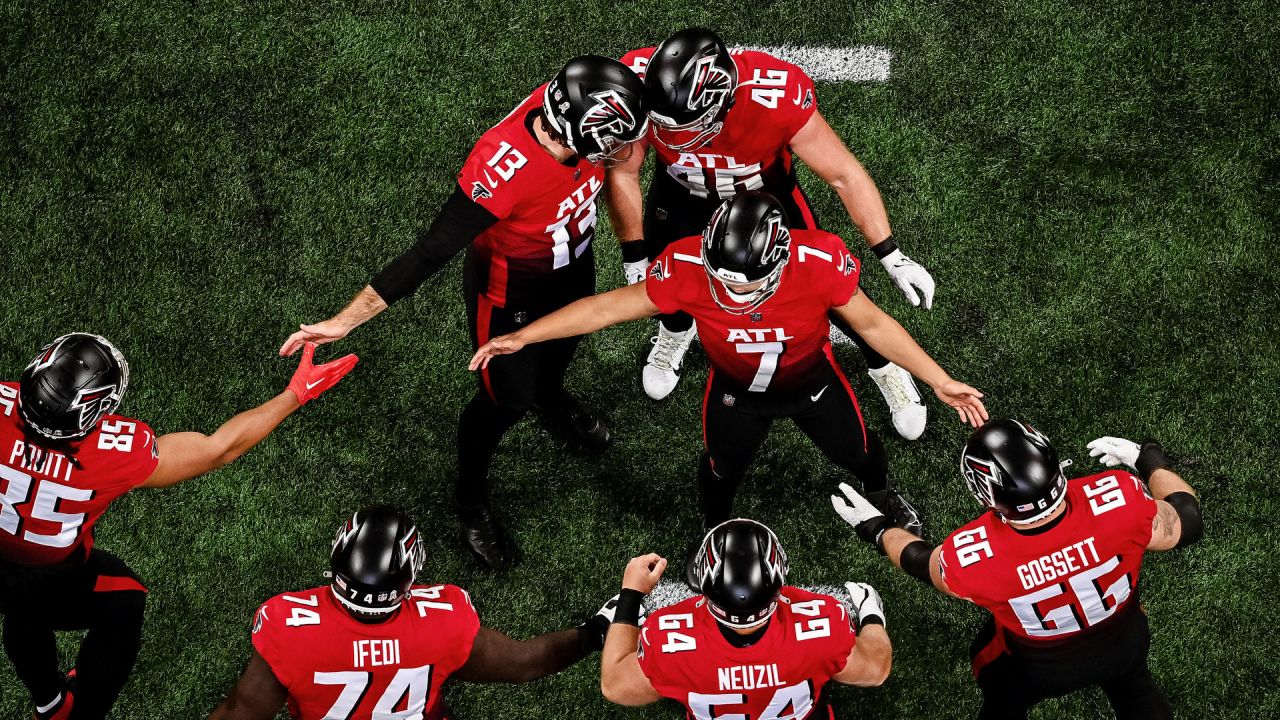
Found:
[369,186,499,305]
[830,249,861,307]
[1120,472,1159,548]
[249,601,289,687]
[780,64,819,141]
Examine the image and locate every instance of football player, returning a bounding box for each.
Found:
[279,55,648,570]
[471,191,986,584]
[0,333,356,720]
[830,420,1203,719]
[209,505,630,720]
[608,28,935,442]
[599,519,892,719]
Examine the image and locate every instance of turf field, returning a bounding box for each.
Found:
[2,1,1276,717]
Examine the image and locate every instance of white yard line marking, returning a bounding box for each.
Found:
[648,580,853,612]
[737,45,894,82]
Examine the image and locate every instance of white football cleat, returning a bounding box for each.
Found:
[643,323,695,400]
[868,363,927,440]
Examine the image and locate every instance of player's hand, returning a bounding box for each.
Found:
[932,379,987,427]
[843,582,886,628]
[880,249,936,310]
[280,318,353,357]
[622,553,667,594]
[1087,436,1141,470]
[831,482,884,527]
[468,333,528,371]
[286,342,359,405]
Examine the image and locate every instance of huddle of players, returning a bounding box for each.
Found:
[0,26,1206,720]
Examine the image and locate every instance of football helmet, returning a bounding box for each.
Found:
[543,55,647,165]
[19,333,129,441]
[701,191,792,315]
[645,28,737,151]
[330,506,426,621]
[692,519,788,628]
[960,419,1068,522]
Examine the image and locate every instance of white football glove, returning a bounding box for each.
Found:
[831,482,885,529]
[844,581,886,628]
[1087,436,1141,470]
[623,259,649,286]
[880,249,936,310]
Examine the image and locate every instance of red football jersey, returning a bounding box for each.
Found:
[0,381,158,565]
[252,584,481,720]
[622,48,818,204]
[645,230,859,392]
[456,85,605,306]
[938,471,1158,642]
[638,587,855,720]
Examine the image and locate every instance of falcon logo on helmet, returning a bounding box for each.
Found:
[68,385,123,434]
[687,55,734,112]
[580,89,638,139]
[694,519,789,629]
[960,419,1069,523]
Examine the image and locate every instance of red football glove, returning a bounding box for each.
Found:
[287,342,359,405]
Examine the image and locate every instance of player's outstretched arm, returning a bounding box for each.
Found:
[208,651,288,720]
[605,137,651,285]
[832,484,959,597]
[469,283,661,370]
[143,343,357,488]
[791,111,935,309]
[601,554,666,706]
[280,187,499,356]
[834,292,987,427]
[453,627,587,684]
[1088,436,1203,551]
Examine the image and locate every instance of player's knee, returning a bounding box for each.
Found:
[96,589,147,634]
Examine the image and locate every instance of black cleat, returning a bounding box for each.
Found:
[869,488,925,538]
[536,395,613,452]
[459,505,517,570]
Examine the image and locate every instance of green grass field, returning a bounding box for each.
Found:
[2,1,1277,717]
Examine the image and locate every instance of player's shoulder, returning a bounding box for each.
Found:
[789,230,858,276]
[253,586,329,641]
[651,236,705,279]
[779,586,848,620]
[78,413,159,465]
[0,381,20,425]
[458,88,544,204]
[406,583,477,617]
[646,594,703,624]
[1067,469,1156,522]
[621,47,657,77]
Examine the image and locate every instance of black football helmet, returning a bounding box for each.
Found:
[19,333,129,441]
[701,191,792,315]
[329,506,426,621]
[692,519,788,628]
[644,28,737,151]
[960,419,1068,522]
[543,55,647,165]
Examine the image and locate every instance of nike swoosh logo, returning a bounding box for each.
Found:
[306,380,323,390]
[811,386,828,402]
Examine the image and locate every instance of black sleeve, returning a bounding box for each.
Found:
[369,186,499,305]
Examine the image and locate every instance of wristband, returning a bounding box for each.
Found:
[613,589,645,625]
[1135,440,1174,481]
[871,235,899,260]
[856,516,893,555]
[620,240,648,264]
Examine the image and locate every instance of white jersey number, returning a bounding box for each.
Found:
[688,680,814,720]
[313,664,433,720]
[0,465,91,549]
[1008,556,1132,638]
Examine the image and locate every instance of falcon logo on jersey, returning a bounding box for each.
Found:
[688,55,734,112]
[252,606,267,634]
[648,259,670,281]
[580,89,638,139]
[471,182,493,201]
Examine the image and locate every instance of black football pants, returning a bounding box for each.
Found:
[0,549,147,720]
[642,173,890,370]
[970,610,1173,720]
[697,356,890,527]
[457,252,594,511]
